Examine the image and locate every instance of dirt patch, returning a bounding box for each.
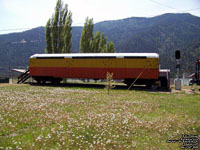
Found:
[171,88,200,94]
[0,83,12,87]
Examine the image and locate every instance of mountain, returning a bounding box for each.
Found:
[0,13,200,76]
[93,13,200,74]
[182,38,200,72]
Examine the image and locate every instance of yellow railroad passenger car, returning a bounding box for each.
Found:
[29,53,162,87]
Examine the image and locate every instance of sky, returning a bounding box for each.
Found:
[0,0,200,34]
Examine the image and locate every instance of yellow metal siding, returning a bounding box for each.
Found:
[30,58,159,69]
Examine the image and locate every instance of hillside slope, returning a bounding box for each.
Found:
[0,13,200,75]
[182,38,200,72]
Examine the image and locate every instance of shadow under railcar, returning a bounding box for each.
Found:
[29,81,171,92]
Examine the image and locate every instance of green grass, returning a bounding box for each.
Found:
[0,84,199,149]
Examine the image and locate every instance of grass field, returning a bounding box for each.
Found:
[0,83,199,149]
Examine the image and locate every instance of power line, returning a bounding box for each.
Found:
[149,0,200,13]
[149,0,179,11]
[177,7,200,13]
[0,27,33,32]
[1,6,200,33]
[0,22,84,32]
[0,23,84,33]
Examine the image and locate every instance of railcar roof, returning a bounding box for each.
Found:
[30,53,159,58]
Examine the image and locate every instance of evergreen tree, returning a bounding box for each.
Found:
[45,0,72,53]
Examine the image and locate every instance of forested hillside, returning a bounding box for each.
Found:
[0,13,200,75]
[182,38,200,72]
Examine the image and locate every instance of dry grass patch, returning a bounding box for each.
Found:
[0,84,199,149]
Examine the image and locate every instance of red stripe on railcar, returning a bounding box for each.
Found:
[30,67,159,79]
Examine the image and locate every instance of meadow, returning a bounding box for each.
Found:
[0,83,199,149]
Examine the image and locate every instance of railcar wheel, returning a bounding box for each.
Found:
[146,79,154,89]
[159,77,168,89]
[36,79,41,84]
[51,79,56,84]
[146,82,152,89]
[124,79,134,88]
[55,79,61,84]
[41,80,46,84]
[51,78,62,84]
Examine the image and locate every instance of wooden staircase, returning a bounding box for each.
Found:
[17,69,30,84]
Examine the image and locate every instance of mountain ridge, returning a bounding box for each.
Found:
[0,13,200,75]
